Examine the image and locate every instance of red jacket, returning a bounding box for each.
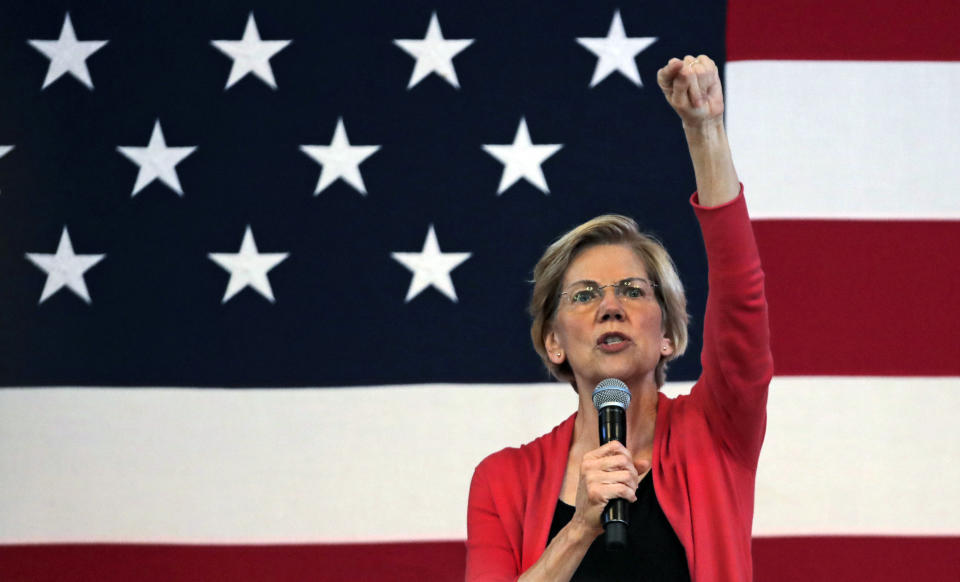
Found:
[466,188,773,581]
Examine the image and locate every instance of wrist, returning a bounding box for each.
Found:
[566,516,603,546]
[682,117,726,142]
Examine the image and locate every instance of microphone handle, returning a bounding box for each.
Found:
[598,405,629,551]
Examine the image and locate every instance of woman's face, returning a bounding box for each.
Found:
[545,243,673,391]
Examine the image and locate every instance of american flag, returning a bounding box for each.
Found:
[1,1,957,580]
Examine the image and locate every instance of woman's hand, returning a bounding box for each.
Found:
[570,441,645,538]
[516,443,649,581]
[657,54,724,129]
[657,53,739,206]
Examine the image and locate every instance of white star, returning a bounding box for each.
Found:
[28,13,108,90]
[393,12,474,89]
[576,10,657,87]
[25,227,105,304]
[208,226,289,303]
[211,12,291,90]
[117,120,197,197]
[299,118,381,195]
[482,118,563,195]
[0,145,11,195]
[391,225,471,303]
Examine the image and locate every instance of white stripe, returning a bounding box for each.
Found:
[755,376,960,536]
[1,378,958,543]
[726,60,960,219]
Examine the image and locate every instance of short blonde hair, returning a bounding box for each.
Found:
[529,214,689,390]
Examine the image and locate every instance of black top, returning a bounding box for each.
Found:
[546,472,690,581]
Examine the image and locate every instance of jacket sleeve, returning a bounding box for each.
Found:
[465,456,521,581]
[689,185,774,466]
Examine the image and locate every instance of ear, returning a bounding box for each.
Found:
[660,337,675,358]
[544,328,565,364]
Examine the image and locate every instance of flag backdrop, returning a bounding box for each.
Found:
[1,0,958,580]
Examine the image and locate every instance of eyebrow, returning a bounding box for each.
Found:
[565,279,600,288]
[564,277,647,288]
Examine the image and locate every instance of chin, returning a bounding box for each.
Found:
[589,365,642,386]
[591,361,658,388]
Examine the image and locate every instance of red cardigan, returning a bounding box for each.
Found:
[466,188,773,581]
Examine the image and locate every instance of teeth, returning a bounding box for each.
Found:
[603,337,623,344]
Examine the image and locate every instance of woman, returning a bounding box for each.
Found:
[466,55,773,581]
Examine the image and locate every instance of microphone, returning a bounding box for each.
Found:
[592,378,631,551]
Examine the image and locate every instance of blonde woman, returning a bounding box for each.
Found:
[466,55,773,582]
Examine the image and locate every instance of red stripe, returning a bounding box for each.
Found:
[2,537,958,581]
[0,542,466,582]
[753,536,960,581]
[754,220,960,376]
[727,0,960,61]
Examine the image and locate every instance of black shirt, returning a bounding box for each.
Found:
[546,472,690,581]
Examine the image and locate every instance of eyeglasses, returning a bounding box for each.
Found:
[558,277,659,309]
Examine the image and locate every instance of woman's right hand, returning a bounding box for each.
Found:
[570,441,644,537]
[515,442,648,581]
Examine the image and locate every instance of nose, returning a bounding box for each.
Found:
[596,288,625,322]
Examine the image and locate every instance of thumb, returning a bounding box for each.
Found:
[657,59,683,92]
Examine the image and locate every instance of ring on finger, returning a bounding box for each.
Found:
[688,59,700,67]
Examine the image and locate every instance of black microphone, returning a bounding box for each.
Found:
[592,378,631,551]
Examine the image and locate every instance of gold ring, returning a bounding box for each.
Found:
[688,59,700,67]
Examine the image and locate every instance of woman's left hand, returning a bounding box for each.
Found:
[657,55,724,129]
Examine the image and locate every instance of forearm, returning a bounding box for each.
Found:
[517,520,597,582]
[683,118,739,207]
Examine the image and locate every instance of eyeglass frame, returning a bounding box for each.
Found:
[557,277,660,309]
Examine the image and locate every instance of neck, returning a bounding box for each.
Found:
[571,378,659,458]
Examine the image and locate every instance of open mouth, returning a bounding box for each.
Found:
[597,332,630,346]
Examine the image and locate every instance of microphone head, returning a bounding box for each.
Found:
[592,378,631,411]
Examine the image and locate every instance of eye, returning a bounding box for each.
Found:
[618,280,649,299]
[570,287,597,303]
